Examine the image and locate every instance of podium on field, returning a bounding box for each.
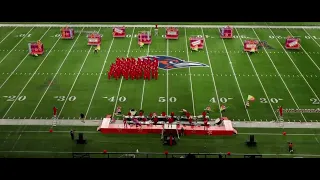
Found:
[243,40,258,52]
[61,26,74,39]
[165,27,179,39]
[88,33,101,46]
[28,40,44,56]
[138,31,151,45]
[285,36,300,49]
[113,26,126,38]
[190,36,204,50]
[220,26,233,39]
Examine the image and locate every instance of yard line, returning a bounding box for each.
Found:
[286,28,320,72]
[0,27,34,65]
[200,28,222,117]
[29,27,85,119]
[268,27,320,101]
[184,28,196,116]
[303,28,320,48]
[1,30,62,119]
[252,28,307,122]
[234,28,278,121]
[140,27,152,110]
[0,27,51,89]
[85,39,115,118]
[58,27,102,118]
[0,27,18,44]
[166,39,169,114]
[218,28,251,121]
[112,28,136,115]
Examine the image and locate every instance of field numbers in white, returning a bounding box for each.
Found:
[54,96,77,102]
[16,34,31,38]
[210,97,233,103]
[269,35,320,40]
[310,98,320,104]
[3,95,26,101]
[260,98,282,104]
[159,97,177,103]
[103,96,127,102]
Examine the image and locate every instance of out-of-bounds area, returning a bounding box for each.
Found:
[0,23,319,158]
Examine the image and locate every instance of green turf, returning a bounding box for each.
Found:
[0,24,319,157]
[0,125,319,158]
[3,22,320,26]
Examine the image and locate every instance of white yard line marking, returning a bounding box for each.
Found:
[201,28,222,117]
[218,28,251,121]
[286,28,320,72]
[9,133,21,153]
[252,28,307,122]
[112,28,136,114]
[1,29,61,119]
[315,137,320,144]
[0,27,34,65]
[0,27,51,89]
[234,28,278,121]
[303,28,320,50]
[58,27,102,118]
[0,27,18,44]
[140,28,152,110]
[85,39,115,117]
[268,27,320,102]
[184,28,196,116]
[29,27,85,119]
[166,39,169,114]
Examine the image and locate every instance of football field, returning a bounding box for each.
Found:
[0,24,319,122]
[0,23,320,158]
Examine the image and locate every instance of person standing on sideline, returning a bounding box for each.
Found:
[288,142,294,153]
[80,113,85,123]
[70,130,75,140]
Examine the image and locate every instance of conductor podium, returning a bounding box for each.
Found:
[113,26,126,38]
[220,26,233,39]
[138,31,152,45]
[190,36,204,50]
[28,40,44,56]
[285,36,300,49]
[243,40,258,52]
[165,27,179,39]
[61,26,74,39]
[88,33,101,46]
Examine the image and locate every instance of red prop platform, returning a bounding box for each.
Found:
[97,116,237,136]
